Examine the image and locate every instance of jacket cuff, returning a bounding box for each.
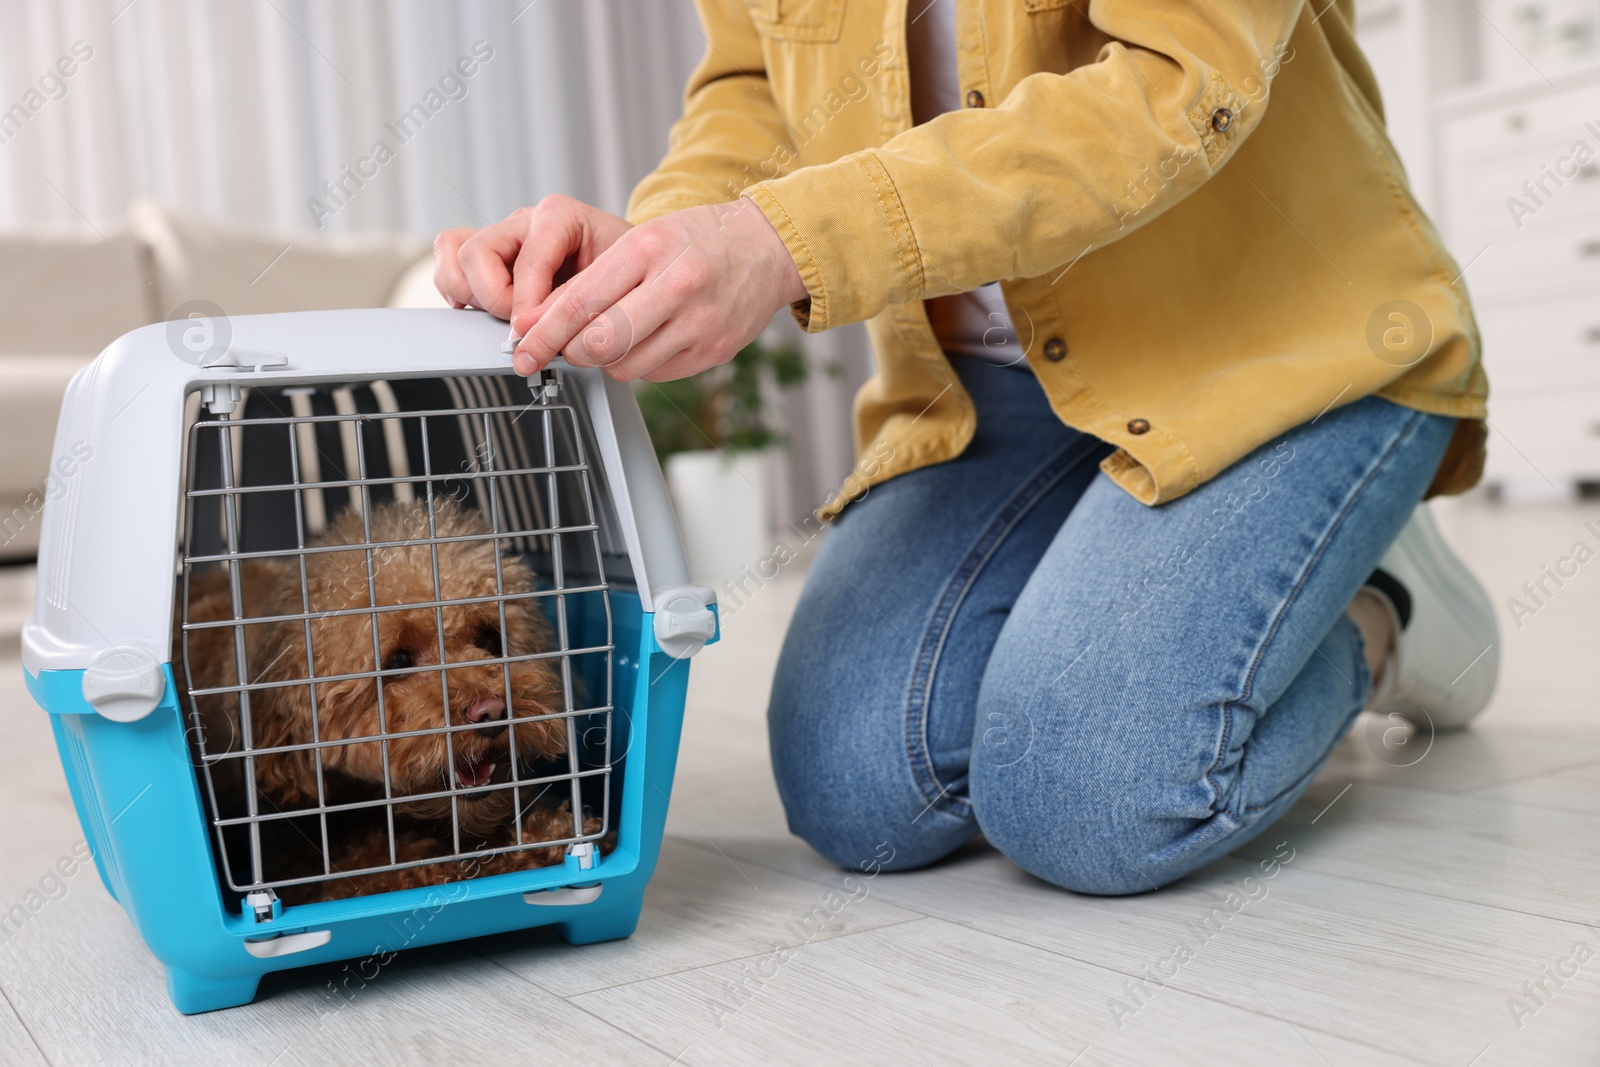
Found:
[744,153,921,332]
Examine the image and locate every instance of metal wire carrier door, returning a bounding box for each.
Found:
[177,372,617,901]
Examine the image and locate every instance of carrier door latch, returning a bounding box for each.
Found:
[503,336,559,399]
[197,348,290,415]
[239,889,338,957]
[522,844,603,907]
[81,646,167,722]
[652,586,719,659]
[245,890,280,924]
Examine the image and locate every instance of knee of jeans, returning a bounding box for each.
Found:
[780,793,966,876]
[768,716,974,873]
[972,759,1184,897]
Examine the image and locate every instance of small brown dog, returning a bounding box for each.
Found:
[181,497,602,903]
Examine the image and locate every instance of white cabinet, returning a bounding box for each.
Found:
[1479,0,1600,86]
[1437,70,1600,492]
[1357,0,1600,495]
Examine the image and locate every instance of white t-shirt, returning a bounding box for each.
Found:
[906,0,1026,368]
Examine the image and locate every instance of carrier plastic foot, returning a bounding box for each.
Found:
[557,900,642,946]
[166,967,262,1014]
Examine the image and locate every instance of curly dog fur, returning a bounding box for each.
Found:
[180,497,605,904]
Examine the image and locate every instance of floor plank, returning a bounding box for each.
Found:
[472,834,926,998]
[0,988,48,1067]
[849,849,1600,1066]
[1476,757,1600,818]
[0,900,667,1067]
[572,916,1436,1067]
[1230,777,1600,924]
[1318,715,1600,795]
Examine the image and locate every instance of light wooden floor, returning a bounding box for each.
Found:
[2,495,1598,1066]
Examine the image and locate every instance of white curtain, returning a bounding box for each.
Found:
[0,0,709,227]
[0,0,872,524]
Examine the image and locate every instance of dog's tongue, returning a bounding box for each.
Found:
[455,755,496,789]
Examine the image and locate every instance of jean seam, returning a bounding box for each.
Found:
[1207,409,1427,817]
[1238,620,1372,816]
[903,435,1107,819]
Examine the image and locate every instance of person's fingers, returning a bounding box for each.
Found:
[501,202,782,381]
[456,217,530,320]
[559,276,677,371]
[602,295,736,381]
[508,273,581,373]
[516,237,655,368]
[509,196,592,337]
[512,198,636,338]
[585,315,691,382]
[432,228,477,308]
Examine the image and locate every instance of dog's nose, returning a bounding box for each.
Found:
[464,696,506,724]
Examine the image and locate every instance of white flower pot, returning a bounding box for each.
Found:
[664,448,772,587]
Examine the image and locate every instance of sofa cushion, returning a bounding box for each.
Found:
[0,354,95,559]
[387,253,451,309]
[0,230,154,356]
[129,200,428,321]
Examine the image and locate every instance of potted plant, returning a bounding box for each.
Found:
[635,337,826,586]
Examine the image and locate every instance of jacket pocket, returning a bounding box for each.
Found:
[744,0,846,42]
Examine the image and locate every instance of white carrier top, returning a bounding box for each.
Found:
[23,308,709,677]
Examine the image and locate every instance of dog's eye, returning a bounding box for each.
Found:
[473,626,503,658]
[382,648,415,673]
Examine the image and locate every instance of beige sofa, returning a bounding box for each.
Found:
[0,201,445,559]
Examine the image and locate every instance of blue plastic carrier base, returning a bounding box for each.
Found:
[28,593,699,1014]
[21,310,718,1013]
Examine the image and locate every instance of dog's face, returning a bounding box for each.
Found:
[252,500,567,838]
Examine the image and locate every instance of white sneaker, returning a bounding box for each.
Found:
[1363,504,1499,731]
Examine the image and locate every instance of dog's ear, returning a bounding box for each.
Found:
[500,579,569,761]
[503,579,555,653]
[507,657,569,763]
[248,633,320,809]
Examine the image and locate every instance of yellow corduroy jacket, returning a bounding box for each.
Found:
[627,0,1488,517]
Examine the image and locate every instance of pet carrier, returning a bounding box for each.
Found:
[22,308,718,1014]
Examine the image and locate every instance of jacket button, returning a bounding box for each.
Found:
[1210,107,1233,132]
[1127,418,1150,435]
[1043,337,1066,362]
[965,88,985,108]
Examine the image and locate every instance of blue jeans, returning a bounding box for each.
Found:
[767,360,1455,895]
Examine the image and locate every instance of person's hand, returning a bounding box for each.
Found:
[434,196,807,382]
[433,195,634,324]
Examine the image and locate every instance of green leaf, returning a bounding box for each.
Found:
[634,338,813,463]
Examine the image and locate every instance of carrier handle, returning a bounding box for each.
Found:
[522,884,603,907]
[242,929,332,958]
